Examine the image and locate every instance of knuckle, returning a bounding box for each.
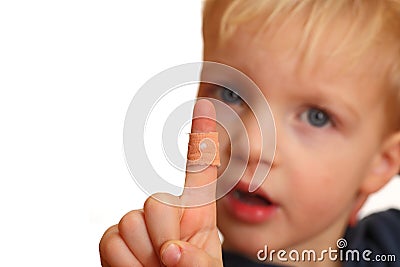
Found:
[143,194,161,213]
[100,225,117,249]
[102,224,117,237]
[118,210,144,236]
[99,227,121,261]
[144,193,180,214]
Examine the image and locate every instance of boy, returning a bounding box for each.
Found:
[100,0,400,266]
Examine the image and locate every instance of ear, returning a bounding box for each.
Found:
[360,131,400,195]
[349,132,400,226]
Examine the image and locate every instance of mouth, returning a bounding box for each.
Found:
[224,182,277,224]
[232,188,272,206]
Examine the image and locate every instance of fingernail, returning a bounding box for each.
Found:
[161,243,181,266]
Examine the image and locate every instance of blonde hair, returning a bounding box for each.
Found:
[202,0,400,130]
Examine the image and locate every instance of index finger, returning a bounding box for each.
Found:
[181,99,219,205]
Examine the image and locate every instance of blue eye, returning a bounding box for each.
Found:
[220,88,242,104]
[302,108,331,127]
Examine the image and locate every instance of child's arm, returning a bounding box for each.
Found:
[99,100,223,267]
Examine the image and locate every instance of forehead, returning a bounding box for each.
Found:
[202,15,393,137]
[203,6,390,106]
[209,22,383,89]
[203,0,397,83]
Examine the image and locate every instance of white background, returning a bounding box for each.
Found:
[0,1,398,266]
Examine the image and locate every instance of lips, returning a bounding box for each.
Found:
[232,189,272,206]
[223,182,277,224]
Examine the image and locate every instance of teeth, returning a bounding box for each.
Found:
[233,189,271,206]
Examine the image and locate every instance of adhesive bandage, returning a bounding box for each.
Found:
[187,132,220,167]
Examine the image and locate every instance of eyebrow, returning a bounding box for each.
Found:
[299,85,361,121]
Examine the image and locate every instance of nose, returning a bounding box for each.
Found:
[231,104,276,191]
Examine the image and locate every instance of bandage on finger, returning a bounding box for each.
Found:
[187,132,220,167]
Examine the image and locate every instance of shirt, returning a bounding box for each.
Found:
[222,209,400,267]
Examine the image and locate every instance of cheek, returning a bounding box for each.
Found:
[281,167,358,238]
[284,145,367,222]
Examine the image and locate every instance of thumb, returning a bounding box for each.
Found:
[160,240,222,267]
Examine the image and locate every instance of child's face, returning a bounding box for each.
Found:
[198,17,391,259]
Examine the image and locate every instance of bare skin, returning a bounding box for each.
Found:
[100,7,400,267]
[99,99,223,267]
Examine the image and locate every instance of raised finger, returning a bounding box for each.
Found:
[179,99,219,232]
[183,99,219,199]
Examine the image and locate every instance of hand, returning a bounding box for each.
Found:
[99,99,223,267]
